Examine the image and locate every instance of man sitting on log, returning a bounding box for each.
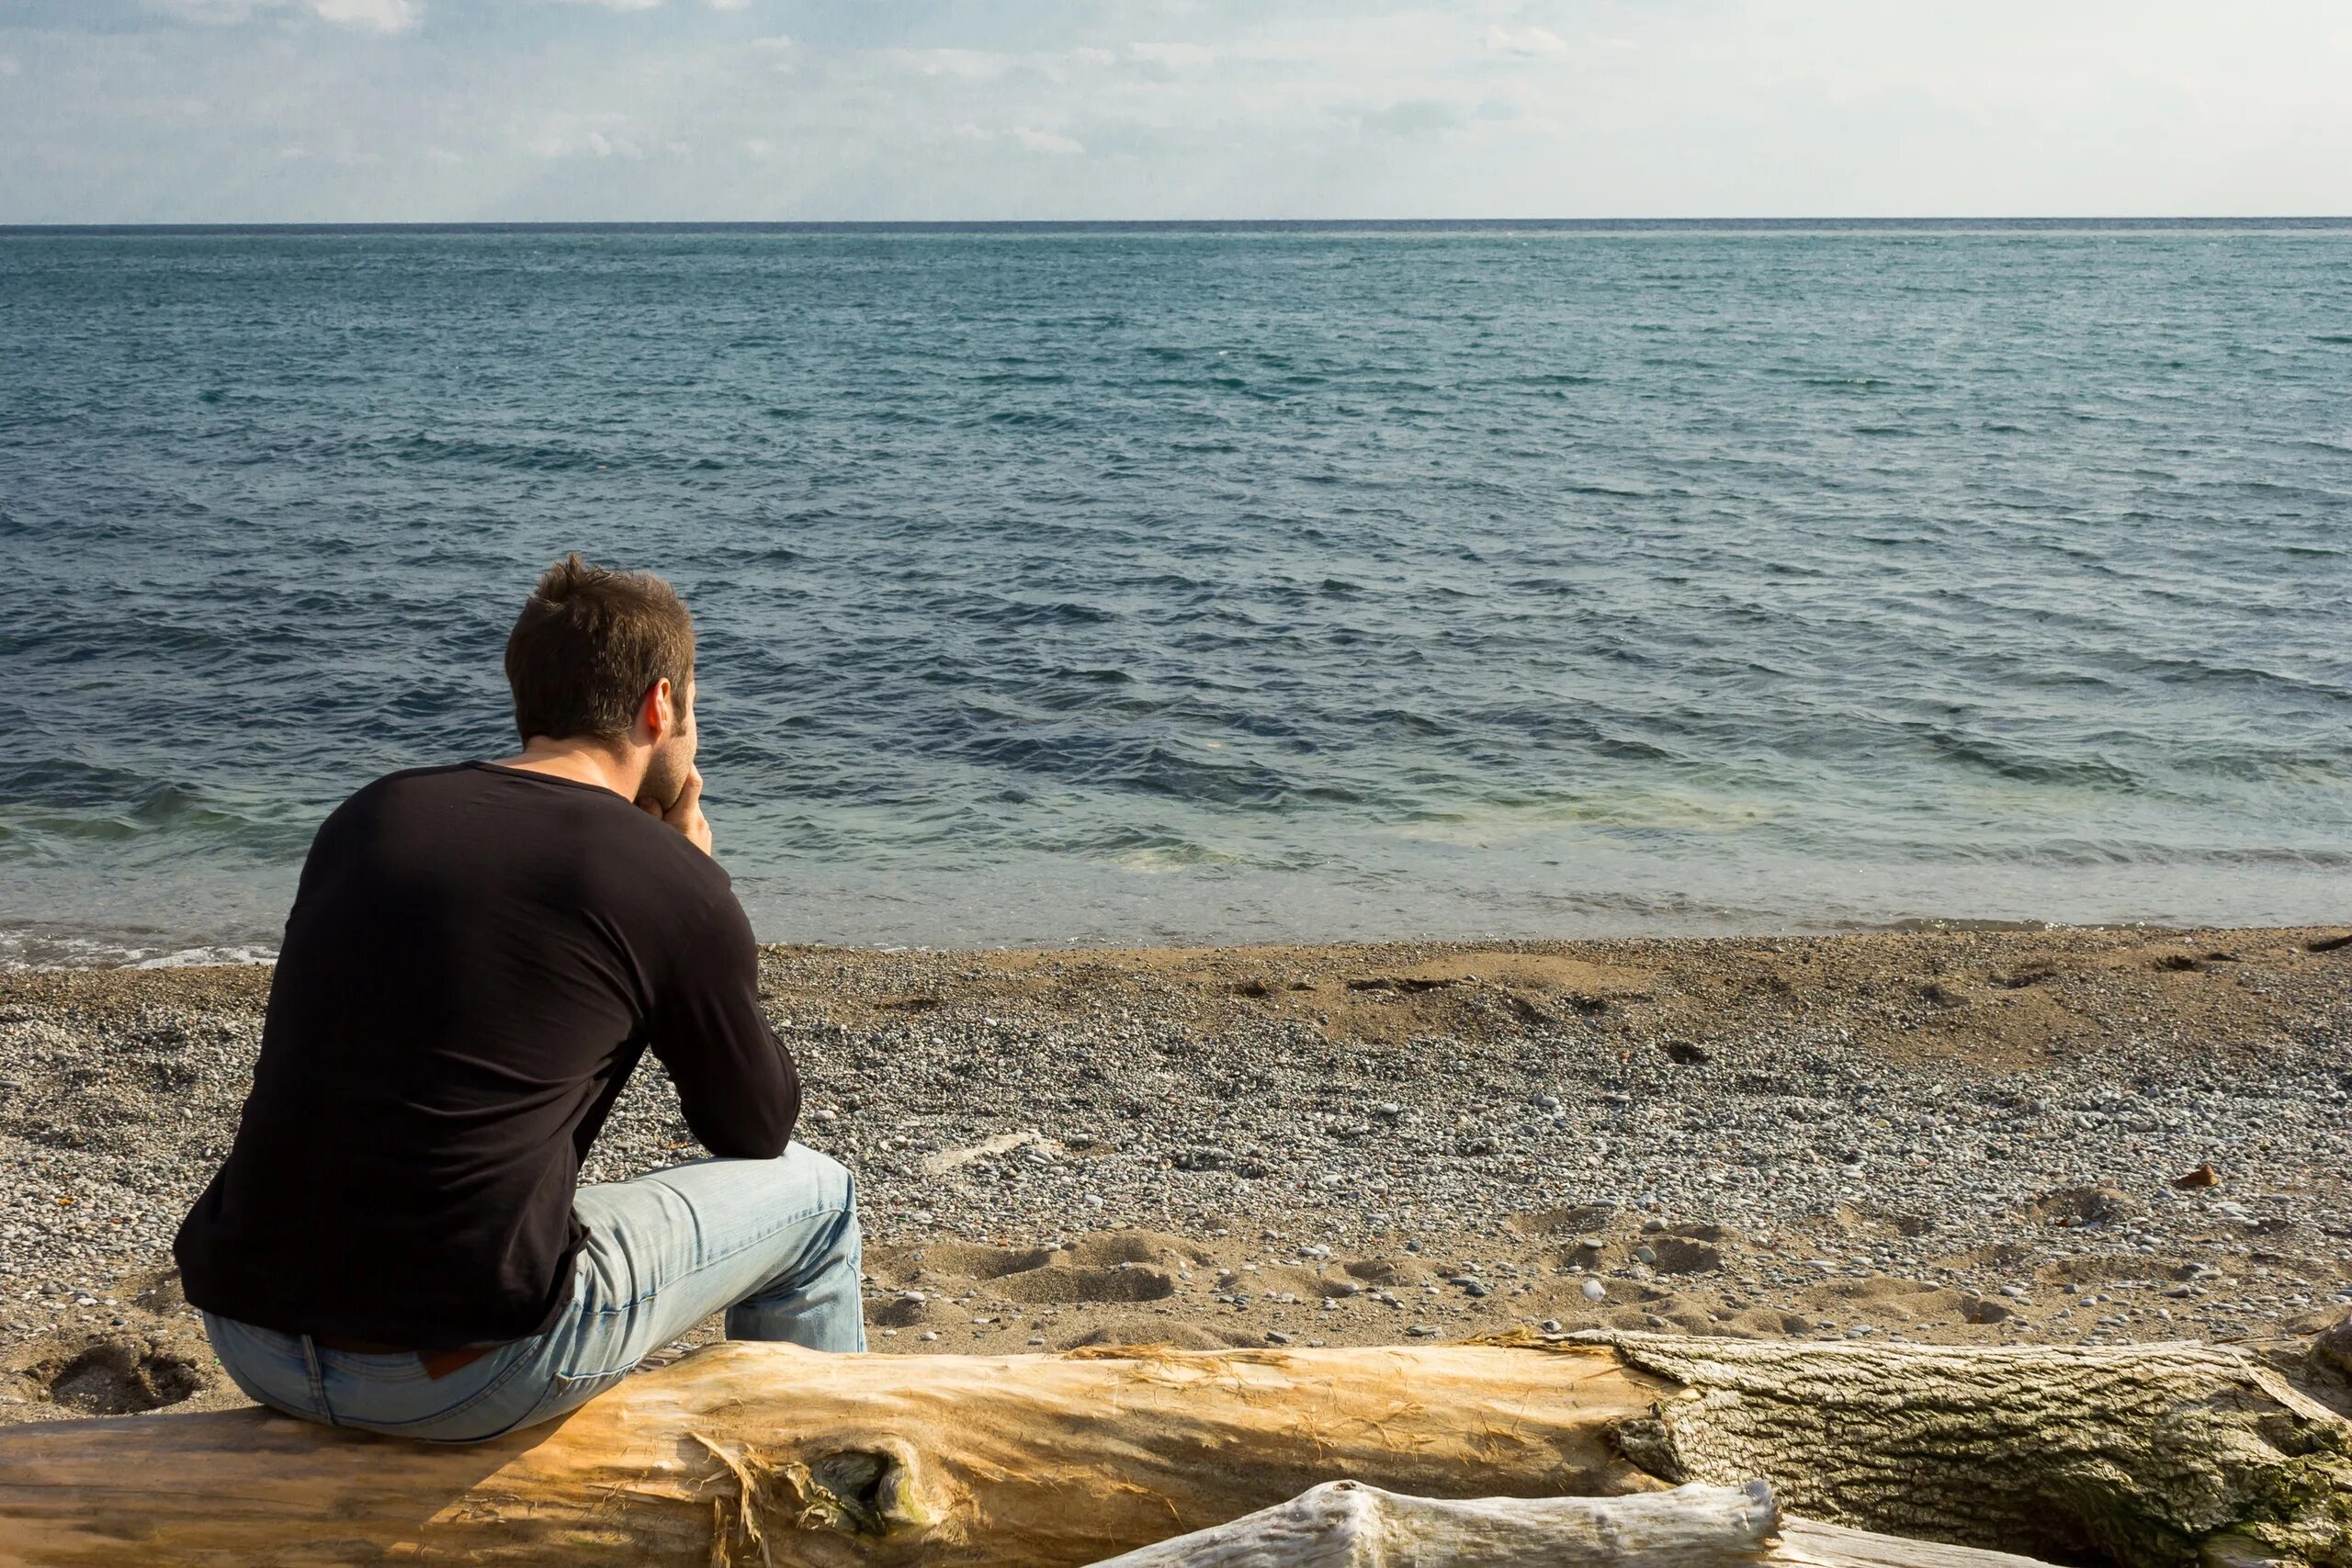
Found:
[171,555,862,1442]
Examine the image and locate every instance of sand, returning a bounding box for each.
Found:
[4,922,2349,1425]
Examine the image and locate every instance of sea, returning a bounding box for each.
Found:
[3,220,2347,967]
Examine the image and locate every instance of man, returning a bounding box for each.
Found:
[174,555,861,1443]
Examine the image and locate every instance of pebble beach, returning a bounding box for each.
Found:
[5,922,2350,1423]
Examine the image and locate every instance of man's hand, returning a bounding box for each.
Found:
[640,769,713,856]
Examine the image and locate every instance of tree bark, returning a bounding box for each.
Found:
[1571,1331,2352,1568]
[0,1333,2344,1568]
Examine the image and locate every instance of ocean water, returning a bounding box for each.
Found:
[3,220,2348,966]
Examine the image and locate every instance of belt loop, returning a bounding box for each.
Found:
[300,1333,338,1427]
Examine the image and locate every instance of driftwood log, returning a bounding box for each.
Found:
[1086,1478,2065,1568]
[0,1331,2345,1567]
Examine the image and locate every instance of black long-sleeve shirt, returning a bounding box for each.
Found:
[174,761,798,1349]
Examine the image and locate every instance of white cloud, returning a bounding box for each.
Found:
[138,0,417,27]
[527,112,645,159]
[882,48,1019,81]
[143,0,271,22]
[0,55,18,78]
[312,0,420,31]
[1484,24,1568,59]
[1011,127,1083,154]
[946,122,1086,155]
[707,0,750,9]
[1129,41,1215,71]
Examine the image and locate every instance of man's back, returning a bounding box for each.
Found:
[174,761,798,1349]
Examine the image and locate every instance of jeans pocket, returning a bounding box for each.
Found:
[334,1348,538,1441]
[525,1366,632,1427]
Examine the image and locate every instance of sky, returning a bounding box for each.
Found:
[3,1,2349,223]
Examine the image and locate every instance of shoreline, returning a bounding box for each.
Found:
[5,921,2349,1423]
[0,909,2210,975]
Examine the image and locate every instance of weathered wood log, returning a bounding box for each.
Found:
[0,1333,2345,1567]
[1566,1332,2352,1568]
[0,1338,1664,1568]
[1083,1479,2064,1568]
[1085,1478,1788,1568]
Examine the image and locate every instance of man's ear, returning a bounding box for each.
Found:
[639,677,674,742]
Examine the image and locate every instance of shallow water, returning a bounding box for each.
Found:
[4,220,2348,963]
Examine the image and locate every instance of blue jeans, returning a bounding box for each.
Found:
[201,1143,864,1443]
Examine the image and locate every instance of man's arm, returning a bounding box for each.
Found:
[649,892,799,1159]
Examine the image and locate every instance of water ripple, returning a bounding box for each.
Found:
[3,222,2349,956]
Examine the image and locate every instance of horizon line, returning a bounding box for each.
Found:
[5,215,2351,234]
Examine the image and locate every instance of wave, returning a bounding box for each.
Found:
[0,924,278,972]
[5,225,2349,953]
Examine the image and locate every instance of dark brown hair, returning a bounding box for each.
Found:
[503,555,695,743]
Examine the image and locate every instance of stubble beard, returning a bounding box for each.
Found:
[639,737,693,813]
